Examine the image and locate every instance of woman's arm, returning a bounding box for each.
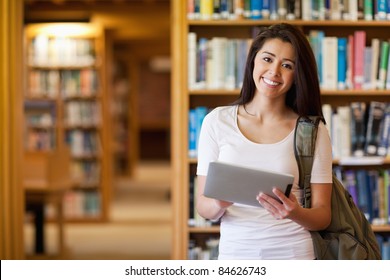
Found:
[195,175,233,221]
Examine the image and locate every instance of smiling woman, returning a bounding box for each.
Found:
[195,23,333,260]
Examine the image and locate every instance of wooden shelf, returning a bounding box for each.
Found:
[24,22,111,222]
[188,19,390,27]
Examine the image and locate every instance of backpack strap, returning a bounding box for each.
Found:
[294,116,324,208]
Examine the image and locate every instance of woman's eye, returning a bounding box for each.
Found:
[283,63,293,70]
[263,57,272,63]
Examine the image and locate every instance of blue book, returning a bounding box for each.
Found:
[269,0,278,19]
[356,169,370,220]
[377,0,387,20]
[195,106,209,155]
[309,30,325,86]
[387,0,390,20]
[188,109,197,158]
[262,0,270,19]
[337,37,347,90]
[197,38,208,88]
[345,170,359,206]
[368,170,379,223]
[250,0,262,19]
[383,240,390,260]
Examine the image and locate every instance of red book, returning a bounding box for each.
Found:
[353,31,366,89]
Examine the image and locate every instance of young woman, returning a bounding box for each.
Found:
[196,23,333,260]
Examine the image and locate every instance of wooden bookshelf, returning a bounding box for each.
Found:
[171,1,390,259]
[24,23,111,222]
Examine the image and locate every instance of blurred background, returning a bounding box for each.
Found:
[21,0,173,260]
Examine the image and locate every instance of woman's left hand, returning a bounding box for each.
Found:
[256,188,300,220]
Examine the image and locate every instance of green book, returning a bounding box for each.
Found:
[378,41,390,90]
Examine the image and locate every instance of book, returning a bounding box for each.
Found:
[344,170,359,205]
[337,37,348,90]
[346,35,354,89]
[200,0,213,20]
[376,0,387,20]
[363,46,372,89]
[377,40,389,90]
[250,0,262,19]
[338,106,352,157]
[188,32,197,89]
[188,109,197,158]
[377,103,390,156]
[350,102,367,157]
[364,0,374,20]
[353,30,366,89]
[365,101,387,156]
[370,38,380,90]
[322,36,338,90]
[309,30,325,86]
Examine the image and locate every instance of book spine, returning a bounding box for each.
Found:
[377,104,390,157]
[377,40,390,90]
[188,32,197,90]
[322,36,338,90]
[243,0,251,18]
[350,102,367,157]
[363,46,372,90]
[371,38,381,90]
[353,31,366,89]
[200,0,213,20]
[377,0,387,20]
[262,0,270,19]
[365,101,387,156]
[250,0,262,19]
[364,0,374,20]
[337,37,348,90]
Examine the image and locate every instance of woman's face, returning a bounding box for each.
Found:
[252,38,296,100]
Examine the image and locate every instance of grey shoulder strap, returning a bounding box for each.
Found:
[294,116,323,208]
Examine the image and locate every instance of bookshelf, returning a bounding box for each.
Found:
[171,1,390,259]
[24,23,111,222]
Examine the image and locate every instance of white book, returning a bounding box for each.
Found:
[188,32,197,90]
[322,37,338,90]
[205,40,214,89]
[370,38,380,90]
[348,0,358,20]
[338,106,352,158]
[301,0,311,20]
[225,39,236,90]
[330,0,342,20]
[210,37,227,89]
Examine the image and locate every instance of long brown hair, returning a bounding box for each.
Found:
[233,23,324,119]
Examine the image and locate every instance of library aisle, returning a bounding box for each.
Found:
[24,161,172,260]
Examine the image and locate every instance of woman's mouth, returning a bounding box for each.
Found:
[263,77,281,86]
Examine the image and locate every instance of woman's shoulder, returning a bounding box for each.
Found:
[206,105,237,119]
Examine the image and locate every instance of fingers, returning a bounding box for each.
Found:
[257,188,295,219]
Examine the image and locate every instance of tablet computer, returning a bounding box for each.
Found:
[203,161,294,207]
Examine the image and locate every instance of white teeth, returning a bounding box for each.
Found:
[263,77,279,86]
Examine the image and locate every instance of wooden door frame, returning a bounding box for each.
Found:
[0,0,24,259]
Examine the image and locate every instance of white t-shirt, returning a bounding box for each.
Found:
[196,105,333,260]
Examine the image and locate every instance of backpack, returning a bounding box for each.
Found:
[294,115,382,260]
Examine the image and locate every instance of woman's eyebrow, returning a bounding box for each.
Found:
[261,51,296,64]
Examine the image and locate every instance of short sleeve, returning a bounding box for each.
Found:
[311,121,333,183]
[196,111,219,176]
